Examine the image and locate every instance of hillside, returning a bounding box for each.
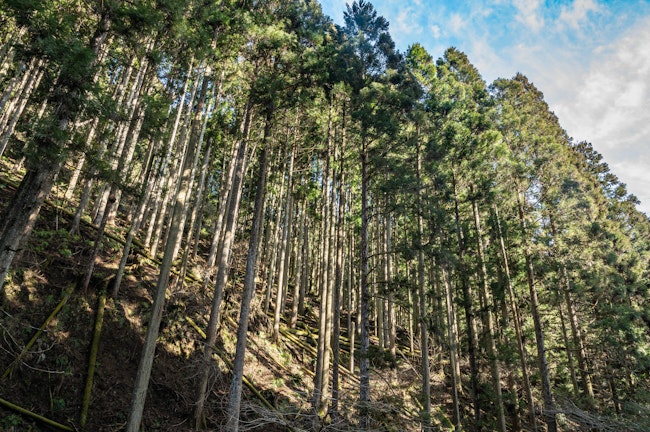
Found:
[0,160,647,430]
[0,164,445,431]
[1,1,650,431]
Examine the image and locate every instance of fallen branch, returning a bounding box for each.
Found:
[2,284,75,379]
[0,396,73,431]
[184,315,274,410]
[80,289,107,427]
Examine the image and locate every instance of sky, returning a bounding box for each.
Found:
[319,0,650,215]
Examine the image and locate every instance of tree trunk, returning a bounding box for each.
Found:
[471,196,506,432]
[125,68,206,432]
[516,191,557,432]
[194,99,253,428]
[416,136,431,430]
[313,102,333,418]
[451,172,480,429]
[290,199,307,328]
[559,299,580,397]
[0,59,45,157]
[359,131,371,429]
[331,106,346,417]
[225,134,269,432]
[442,264,462,431]
[272,145,295,341]
[493,204,537,431]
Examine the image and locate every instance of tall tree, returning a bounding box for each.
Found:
[0,1,115,292]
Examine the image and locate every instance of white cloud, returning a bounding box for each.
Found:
[553,17,650,213]
[393,8,424,39]
[559,0,601,29]
[512,0,545,32]
[430,24,441,39]
[449,13,467,34]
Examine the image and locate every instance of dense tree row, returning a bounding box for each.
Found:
[1,0,648,430]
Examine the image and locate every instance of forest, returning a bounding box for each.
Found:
[0,0,649,431]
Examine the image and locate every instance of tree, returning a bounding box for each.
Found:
[0,1,115,293]
[341,2,401,426]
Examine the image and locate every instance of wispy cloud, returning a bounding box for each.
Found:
[512,0,545,32]
[558,0,601,29]
[391,7,425,47]
[448,13,467,34]
[554,16,650,212]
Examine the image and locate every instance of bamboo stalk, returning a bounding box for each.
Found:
[0,396,73,431]
[80,289,107,427]
[2,284,75,379]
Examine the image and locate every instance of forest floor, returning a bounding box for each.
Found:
[0,160,453,431]
[1,160,646,431]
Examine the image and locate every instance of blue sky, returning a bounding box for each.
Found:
[320,0,650,215]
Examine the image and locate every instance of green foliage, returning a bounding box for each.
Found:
[1,414,22,429]
[1,1,649,430]
[367,345,398,369]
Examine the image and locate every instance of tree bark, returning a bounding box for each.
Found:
[225,136,269,432]
[416,135,431,430]
[194,99,253,428]
[359,131,371,429]
[272,145,295,341]
[442,264,462,431]
[493,204,537,431]
[125,67,207,432]
[313,101,333,418]
[516,191,557,432]
[471,196,506,432]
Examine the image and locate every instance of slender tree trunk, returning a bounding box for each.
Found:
[225,135,269,432]
[0,60,45,157]
[272,145,295,341]
[331,107,346,417]
[563,278,594,405]
[125,69,206,432]
[64,117,101,201]
[442,265,462,431]
[493,204,537,431]
[0,58,39,147]
[81,190,116,294]
[471,196,507,432]
[313,102,333,418]
[194,99,253,428]
[348,223,356,371]
[290,199,307,328]
[264,167,284,314]
[559,299,580,397]
[359,131,371,429]
[416,136,431,430]
[407,264,415,354]
[516,191,557,432]
[452,172,480,429]
[385,215,396,357]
